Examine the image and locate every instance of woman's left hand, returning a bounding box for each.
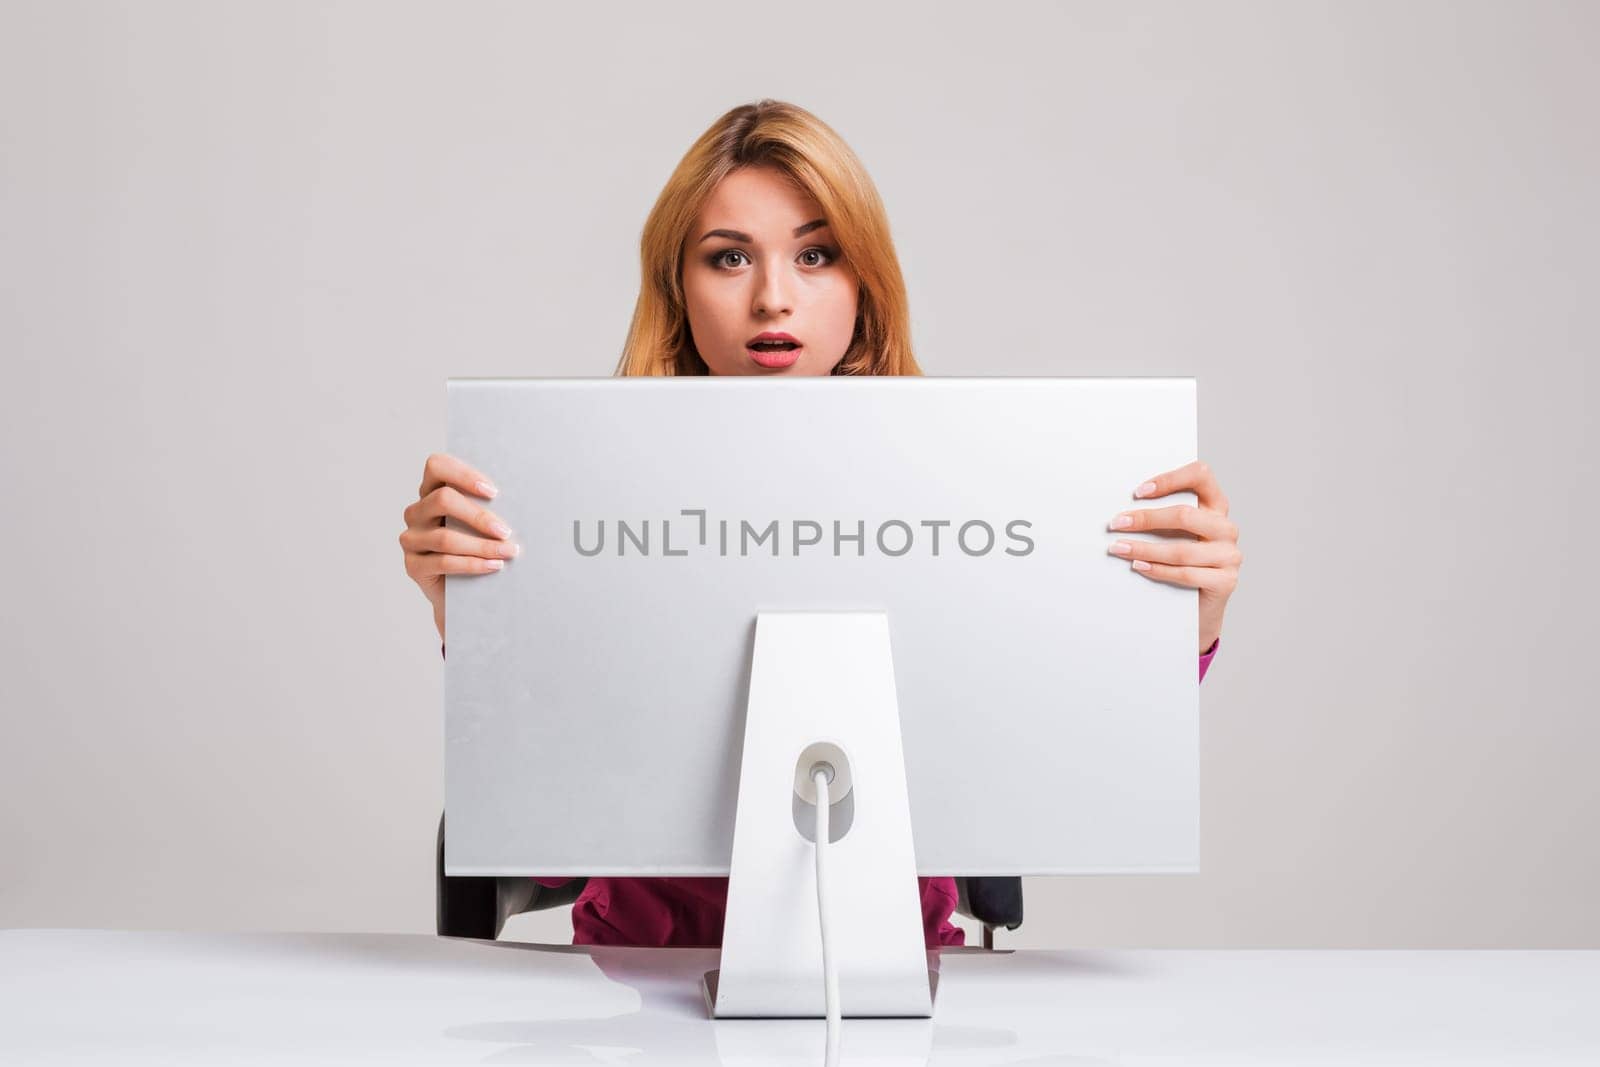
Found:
[1106,460,1241,654]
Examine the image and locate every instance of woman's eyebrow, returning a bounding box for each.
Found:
[697,219,829,244]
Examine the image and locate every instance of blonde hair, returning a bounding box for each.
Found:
[613,100,923,378]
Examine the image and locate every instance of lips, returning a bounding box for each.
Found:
[746,331,803,368]
[747,331,801,350]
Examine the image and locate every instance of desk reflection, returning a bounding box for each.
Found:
[443,941,1035,1065]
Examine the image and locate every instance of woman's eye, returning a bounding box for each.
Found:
[709,247,838,270]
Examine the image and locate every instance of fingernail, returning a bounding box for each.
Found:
[1134,481,1157,498]
[1131,560,1152,571]
[499,541,520,558]
[485,559,504,570]
[1110,514,1133,529]
[489,520,512,538]
[1109,541,1132,556]
[476,480,498,498]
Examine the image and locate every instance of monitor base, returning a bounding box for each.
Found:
[701,967,940,1020]
[709,610,936,1019]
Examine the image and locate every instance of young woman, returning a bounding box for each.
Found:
[400,99,1242,948]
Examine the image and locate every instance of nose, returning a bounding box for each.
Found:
[752,260,793,318]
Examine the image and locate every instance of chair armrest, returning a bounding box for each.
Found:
[954,876,1024,931]
[435,811,589,939]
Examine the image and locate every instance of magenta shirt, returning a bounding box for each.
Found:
[447,637,1220,948]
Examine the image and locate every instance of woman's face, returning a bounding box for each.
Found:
[681,165,860,376]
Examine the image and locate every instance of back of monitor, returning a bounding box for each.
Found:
[444,376,1199,877]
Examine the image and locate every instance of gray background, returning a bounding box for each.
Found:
[1,0,1594,948]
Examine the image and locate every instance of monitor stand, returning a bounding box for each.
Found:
[703,610,937,1019]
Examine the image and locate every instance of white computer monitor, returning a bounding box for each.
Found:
[443,376,1200,881]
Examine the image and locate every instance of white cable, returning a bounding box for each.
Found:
[813,767,841,1038]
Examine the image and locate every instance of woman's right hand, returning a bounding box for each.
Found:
[400,452,520,641]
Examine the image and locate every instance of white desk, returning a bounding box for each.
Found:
[1,930,1595,1064]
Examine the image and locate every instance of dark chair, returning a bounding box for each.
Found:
[436,811,1023,949]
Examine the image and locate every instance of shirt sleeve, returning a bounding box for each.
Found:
[1199,636,1220,683]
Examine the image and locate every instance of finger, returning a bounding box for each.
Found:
[1132,459,1228,514]
[400,524,521,560]
[1128,559,1238,591]
[1108,538,1241,568]
[405,551,507,580]
[418,452,498,502]
[1108,504,1237,541]
[406,485,513,539]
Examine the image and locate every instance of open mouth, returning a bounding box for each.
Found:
[746,336,804,368]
